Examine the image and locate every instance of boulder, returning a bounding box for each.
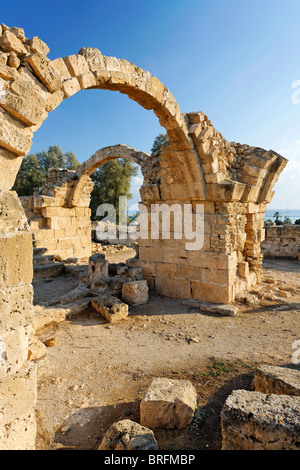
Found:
[221,389,300,450]
[91,295,128,323]
[122,280,149,306]
[140,378,197,429]
[98,419,158,450]
[253,364,300,396]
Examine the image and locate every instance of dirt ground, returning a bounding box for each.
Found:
[33,251,300,450]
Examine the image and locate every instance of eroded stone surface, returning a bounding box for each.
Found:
[253,365,300,396]
[98,419,158,450]
[221,389,300,450]
[140,378,197,429]
[91,295,129,323]
[122,280,149,306]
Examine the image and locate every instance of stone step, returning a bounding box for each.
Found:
[33,247,47,256]
[33,262,65,280]
[33,254,55,266]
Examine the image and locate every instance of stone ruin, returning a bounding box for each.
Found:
[0,23,289,449]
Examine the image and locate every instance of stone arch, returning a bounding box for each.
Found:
[70,144,149,207]
[0,25,291,450]
[0,40,206,195]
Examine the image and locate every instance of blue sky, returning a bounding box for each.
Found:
[2,0,300,209]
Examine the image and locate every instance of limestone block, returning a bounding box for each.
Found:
[0,116,32,156]
[122,280,149,306]
[51,57,71,80]
[89,253,109,287]
[221,390,300,450]
[0,326,31,379]
[10,67,49,103]
[27,338,46,362]
[140,378,197,429]
[91,296,129,324]
[0,409,36,450]
[63,54,90,77]
[155,277,191,300]
[0,231,33,289]
[188,251,237,270]
[6,27,25,43]
[1,92,46,126]
[24,53,62,93]
[156,262,177,279]
[0,283,33,333]
[177,265,204,282]
[78,47,105,73]
[28,36,49,56]
[139,246,163,263]
[191,281,233,304]
[7,52,20,68]
[0,363,37,428]
[77,72,97,89]
[0,52,8,65]
[161,248,188,265]
[127,267,143,281]
[253,365,300,396]
[62,77,81,98]
[98,419,158,450]
[238,261,249,278]
[0,30,27,55]
[0,190,29,233]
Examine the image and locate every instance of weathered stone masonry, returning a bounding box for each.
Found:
[0,23,287,449]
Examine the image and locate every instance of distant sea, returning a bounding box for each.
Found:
[129,209,300,222]
[265,209,300,222]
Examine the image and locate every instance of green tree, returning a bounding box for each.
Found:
[283,217,292,224]
[151,133,169,153]
[273,211,282,225]
[294,219,300,225]
[90,158,138,221]
[13,146,80,196]
[65,151,81,170]
[13,154,45,196]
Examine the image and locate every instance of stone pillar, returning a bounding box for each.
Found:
[0,191,37,450]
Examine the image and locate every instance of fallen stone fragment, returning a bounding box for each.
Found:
[33,298,93,331]
[122,280,149,306]
[140,377,197,429]
[91,295,129,323]
[253,364,300,396]
[43,338,56,347]
[98,419,158,450]
[183,299,238,316]
[221,389,300,450]
[55,285,92,305]
[0,30,27,55]
[27,339,46,361]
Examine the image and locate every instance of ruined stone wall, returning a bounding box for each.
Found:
[0,191,36,449]
[21,168,93,261]
[135,200,265,303]
[261,225,300,259]
[0,22,288,449]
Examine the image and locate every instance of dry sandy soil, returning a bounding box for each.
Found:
[33,250,300,450]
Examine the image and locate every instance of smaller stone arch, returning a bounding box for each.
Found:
[70,144,149,207]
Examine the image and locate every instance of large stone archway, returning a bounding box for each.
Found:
[0,24,288,449]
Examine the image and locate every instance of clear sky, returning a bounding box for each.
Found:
[2,0,300,209]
